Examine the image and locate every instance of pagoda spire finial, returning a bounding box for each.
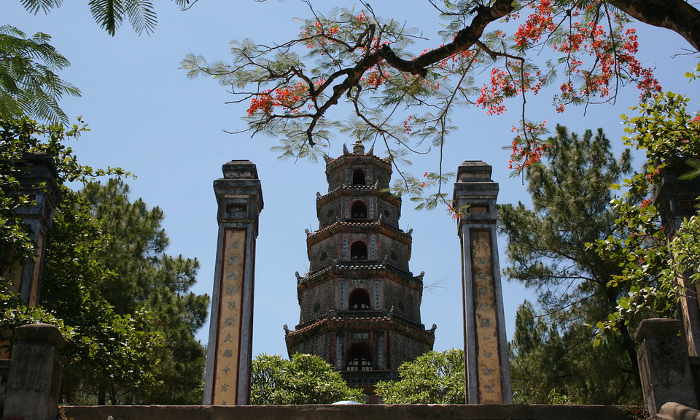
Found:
[353,138,365,155]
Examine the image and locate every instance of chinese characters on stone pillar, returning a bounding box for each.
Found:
[212,230,246,405]
[453,160,512,404]
[203,160,263,406]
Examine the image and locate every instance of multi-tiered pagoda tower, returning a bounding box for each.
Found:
[285,140,435,398]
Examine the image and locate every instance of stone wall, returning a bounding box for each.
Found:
[64,404,634,420]
[298,280,336,324]
[383,281,422,324]
[307,235,339,271]
[0,359,9,413]
[377,234,410,271]
[387,330,430,371]
[288,333,332,362]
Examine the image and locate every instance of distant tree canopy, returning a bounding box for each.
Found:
[251,353,364,404]
[509,301,642,404]
[374,349,465,404]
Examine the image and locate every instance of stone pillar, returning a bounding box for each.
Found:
[635,318,697,415]
[453,161,512,404]
[653,163,700,357]
[2,323,65,420]
[203,160,263,406]
[1,153,61,306]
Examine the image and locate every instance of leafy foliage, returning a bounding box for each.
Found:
[18,0,197,36]
[41,193,163,404]
[374,349,465,404]
[499,126,645,404]
[251,353,364,405]
[594,89,700,333]
[0,25,80,124]
[0,116,122,269]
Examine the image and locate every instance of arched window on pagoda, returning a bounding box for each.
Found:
[350,241,368,260]
[351,201,367,219]
[349,288,370,310]
[352,168,366,185]
[346,342,372,371]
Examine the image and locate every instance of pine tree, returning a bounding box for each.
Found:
[500,126,644,404]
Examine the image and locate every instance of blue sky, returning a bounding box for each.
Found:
[4,1,698,358]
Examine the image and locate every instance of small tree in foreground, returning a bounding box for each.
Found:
[251,353,364,405]
[374,349,465,404]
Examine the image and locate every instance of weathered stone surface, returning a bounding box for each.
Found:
[636,318,697,415]
[0,359,10,413]
[2,323,64,420]
[653,163,700,359]
[64,404,634,420]
[453,161,511,404]
[204,160,263,406]
[657,402,700,420]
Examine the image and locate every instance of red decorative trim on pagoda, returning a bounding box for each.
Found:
[306,218,411,245]
[316,184,401,207]
[285,313,435,347]
[297,261,424,291]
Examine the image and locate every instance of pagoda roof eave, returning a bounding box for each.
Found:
[296,261,425,291]
[285,313,436,347]
[316,184,401,208]
[306,218,411,245]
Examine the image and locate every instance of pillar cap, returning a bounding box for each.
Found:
[457,161,493,182]
[635,318,682,343]
[222,160,259,180]
[14,323,65,350]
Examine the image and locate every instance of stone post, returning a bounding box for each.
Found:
[453,161,512,404]
[653,163,700,357]
[203,161,263,406]
[635,318,697,415]
[1,153,61,306]
[2,323,65,420]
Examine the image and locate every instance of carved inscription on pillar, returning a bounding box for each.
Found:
[373,280,381,310]
[470,229,503,404]
[342,234,349,259]
[213,229,247,406]
[338,280,347,310]
[336,335,344,369]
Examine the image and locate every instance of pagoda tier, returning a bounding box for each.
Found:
[285,140,434,397]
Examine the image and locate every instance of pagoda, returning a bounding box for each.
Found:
[284,140,435,399]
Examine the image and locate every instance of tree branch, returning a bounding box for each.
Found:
[607,0,700,51]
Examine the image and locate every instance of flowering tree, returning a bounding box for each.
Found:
[182,0,699,207]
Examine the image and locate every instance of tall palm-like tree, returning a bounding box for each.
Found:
[0,25,79,124]
[18,0,194,36]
